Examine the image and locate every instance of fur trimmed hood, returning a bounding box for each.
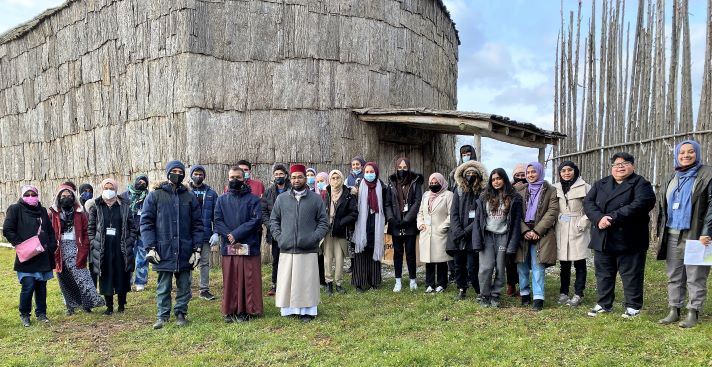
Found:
[454,160,488,193]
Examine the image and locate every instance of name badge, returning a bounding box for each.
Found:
[559,214,570,222]
[672,202,680,210]
[137,209,142,216]
[62,231,75,241]
[403,204,409,212]
[106,228,117,236]
[468,210,476,219]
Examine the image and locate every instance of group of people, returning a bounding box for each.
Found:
[3,140,710,329]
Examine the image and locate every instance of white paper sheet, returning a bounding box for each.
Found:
[683,240,712,266]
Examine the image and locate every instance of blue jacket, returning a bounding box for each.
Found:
[190,183,219,243]
[214,186,263,256]
[140,181,205,272]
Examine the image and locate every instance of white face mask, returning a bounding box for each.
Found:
[102,190,116,200]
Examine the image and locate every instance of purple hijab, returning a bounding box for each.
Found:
[525,162,545,222]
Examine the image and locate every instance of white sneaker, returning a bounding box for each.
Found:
[587,304,611,317]
[425,286,434,294]
[393,279,402,292]
[435,286,444,293]
[135,285,145,292]
[409,279,417,290]
[622,307,641,319]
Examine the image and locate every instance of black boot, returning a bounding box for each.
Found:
[533,299,544,311]
[521,294,532,306]
[658,307,680,325]
[679,309,699,328]
[326,282,334,296]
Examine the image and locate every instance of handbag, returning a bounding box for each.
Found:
[16,218,45,263]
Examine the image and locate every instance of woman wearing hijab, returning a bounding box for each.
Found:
[323,170,358,295]
[385,157,424,292]
[48,184,105,315]
[516,162,559,311]
[88,179,137,315]
[553,161,591,307]
[472,169,523,308]
[3,185,57,327]
[306,168,318,191]
[316,172,329,200]
[417,173,453,293]
[352,162,387,292]
[656,140,712,328]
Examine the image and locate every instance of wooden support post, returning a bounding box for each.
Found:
[538,147,546,163]
[473,133,482,161]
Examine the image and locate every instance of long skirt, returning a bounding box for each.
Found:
[56,239,105,310]
[222,255,264,316]
[351,247,382,288]
[275,253,320,316]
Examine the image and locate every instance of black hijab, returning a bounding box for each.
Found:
[558,161,580,194]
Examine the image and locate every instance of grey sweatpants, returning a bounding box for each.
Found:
[666,233,711,310]
[478,232,508,298]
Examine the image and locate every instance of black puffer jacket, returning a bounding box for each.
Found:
[88,196,137,275]
[261,182,291,243]
[385,173,424,237]
[3,200,57,273]
[324,185,358,239]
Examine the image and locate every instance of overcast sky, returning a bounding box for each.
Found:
[1,0,709,180]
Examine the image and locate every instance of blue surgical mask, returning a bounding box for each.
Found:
[317,182,327,190]
[307,177,316,185]
[352,169,362,175]
[462,155,471,163]
[364,173,377,182]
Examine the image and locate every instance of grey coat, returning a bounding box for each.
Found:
[269,189,329,254]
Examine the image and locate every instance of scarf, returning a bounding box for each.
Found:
[329,170,345,224]
[667,140,702,230]
[427,173,448,212]
[558,161,580,194]
[525,162,545,222]
[394,157,414,212]
[127,183,147,214]
[353,177,385,261]
[101,178,119,207]
[364,162,380,213]
[60,207,75,234]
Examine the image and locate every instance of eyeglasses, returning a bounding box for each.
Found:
[611,161,632,168]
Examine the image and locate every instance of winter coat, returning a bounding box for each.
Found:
[325,185,358,239]
[554,178,592,261]
[385,173,424,237]
[417,190,454,263]
[261,182,291,243]
[140,181,204,272]
[472,192,524,255]
[88,196,137,275]
[48,203,90,272]
[190,183,219,244]
[446,160,488,253]
[515,182,560,266]
[583,173,656,254]
[3,200,57,273]
[269,189,329,254]
[214,185,263,256]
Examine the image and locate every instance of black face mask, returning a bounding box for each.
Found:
[513,177,527,185]
[60,197,74,209]
[135,182,147,191]
[229,179,244,190]
[274,177,286,186]
[466,175,478,185]
[192,176,205,186]
[396,169,409,179]
[169,173,184,185]
[429,184,442,193]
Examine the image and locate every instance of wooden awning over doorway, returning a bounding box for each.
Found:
[353,108,566,162]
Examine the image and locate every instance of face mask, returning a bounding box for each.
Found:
[429,184,442,193]
[352,169,362,175]
[60,196,75,209]
[462,155,471,163]
[80,192,93,203]
[135,182,147,191]
[364,173,377,182]
[317,182,327,190]
[244,172,250,180]
[307,177,316,185]
[396,169,409,179]
[102,190,116,200]
[274,177,286,186]
[513,177,527,185]
[169,173,184,185]
[466,175,477,185]
[191,176,205,186]
[229,179,244,190]
[22,196,39,206]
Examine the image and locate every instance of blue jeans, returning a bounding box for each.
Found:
[19,277,47,317]
[133,238,148,286]
[517,243,546,300]
[156,271,192,320]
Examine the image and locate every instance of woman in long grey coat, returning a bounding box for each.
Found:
[417,173,453,293]
[553,161,591,307]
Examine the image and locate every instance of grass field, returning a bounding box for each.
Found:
[0,247,710,367]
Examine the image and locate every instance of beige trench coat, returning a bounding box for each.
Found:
[554,178,591,261]
[417,191,454,263]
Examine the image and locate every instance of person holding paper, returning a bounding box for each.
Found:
[214,166,263,322]
[655,140,712,328]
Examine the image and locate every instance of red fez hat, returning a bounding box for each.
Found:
[290,164,307,175]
